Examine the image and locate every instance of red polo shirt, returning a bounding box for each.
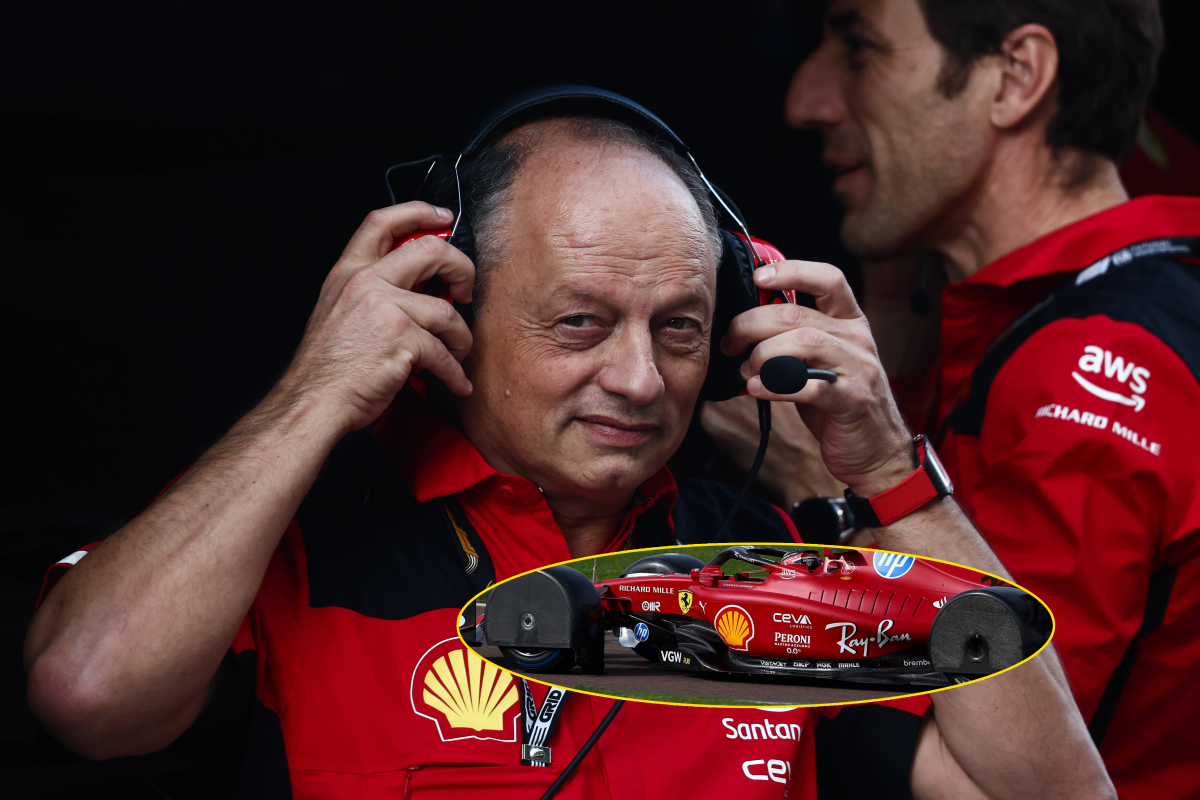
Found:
[375,383,681,570]
[48,384,886,799]
[936,195,1200,799]
[241,387,832,797]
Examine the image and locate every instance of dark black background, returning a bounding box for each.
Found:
[2,1,1197,796]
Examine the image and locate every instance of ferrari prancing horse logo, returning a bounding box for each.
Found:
[678,590,694,615]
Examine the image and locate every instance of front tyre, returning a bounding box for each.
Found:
[498,646,576,673]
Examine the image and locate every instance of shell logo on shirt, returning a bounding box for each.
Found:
[714,605,755,650]
[410,637,520,742]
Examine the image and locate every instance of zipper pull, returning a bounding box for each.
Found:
[404,765,420,800]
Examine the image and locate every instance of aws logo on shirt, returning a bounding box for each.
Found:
[1073,346,1151,412]
[410,637,520,742]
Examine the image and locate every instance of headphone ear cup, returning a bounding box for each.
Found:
[415,217,478,328]
[701,229,761,402]
[448,215,477,267]
[447,216,478,328]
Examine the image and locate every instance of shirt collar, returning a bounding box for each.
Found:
[374,380,498,502]
[964,195,1200,289]
[374,380,678,525]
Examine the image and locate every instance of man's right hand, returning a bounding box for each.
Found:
[281,202,477,435]
[23,203,476,760]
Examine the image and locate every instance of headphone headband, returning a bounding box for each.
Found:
[453,84,689,157]
[393,84,753,258]
[389,84,795,406]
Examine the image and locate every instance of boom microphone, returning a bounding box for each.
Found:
[759,356,837,395]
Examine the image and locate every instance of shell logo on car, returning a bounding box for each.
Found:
[411,637,520,741]
[715,605,755,650]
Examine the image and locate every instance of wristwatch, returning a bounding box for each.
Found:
[843,434,953,528]
[791,496,853,545]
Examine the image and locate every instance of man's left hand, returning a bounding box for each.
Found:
[722,260,912,497]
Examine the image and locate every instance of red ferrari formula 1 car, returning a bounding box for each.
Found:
[477,546,1051,686]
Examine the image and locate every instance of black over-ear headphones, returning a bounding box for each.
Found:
[385,85,836,536]
[385,85,834,401]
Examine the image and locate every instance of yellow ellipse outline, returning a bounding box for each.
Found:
[455,542,1056,711]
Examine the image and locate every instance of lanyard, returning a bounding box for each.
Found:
[520,679,569,766]
[985,237,1197,364]
[1073,236,1198,286]
[936,236,1200,445]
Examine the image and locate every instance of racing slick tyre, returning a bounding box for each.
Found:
[929,587,1051,676]
[484,565,606,674]
[498,646,576,673]
[619,552,706,578]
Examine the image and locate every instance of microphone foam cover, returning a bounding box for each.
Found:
[760,356,809,395]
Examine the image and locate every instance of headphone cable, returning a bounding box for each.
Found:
[537,700,625,800]
[712,399,771,542]
[708,232,777,542]
[384,155,440,205]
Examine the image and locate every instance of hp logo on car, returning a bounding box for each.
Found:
[873,551,915,579]
[634,623,649,642]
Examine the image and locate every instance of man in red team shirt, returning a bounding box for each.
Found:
[22,111,1109,798]
[767,0,1199,796]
